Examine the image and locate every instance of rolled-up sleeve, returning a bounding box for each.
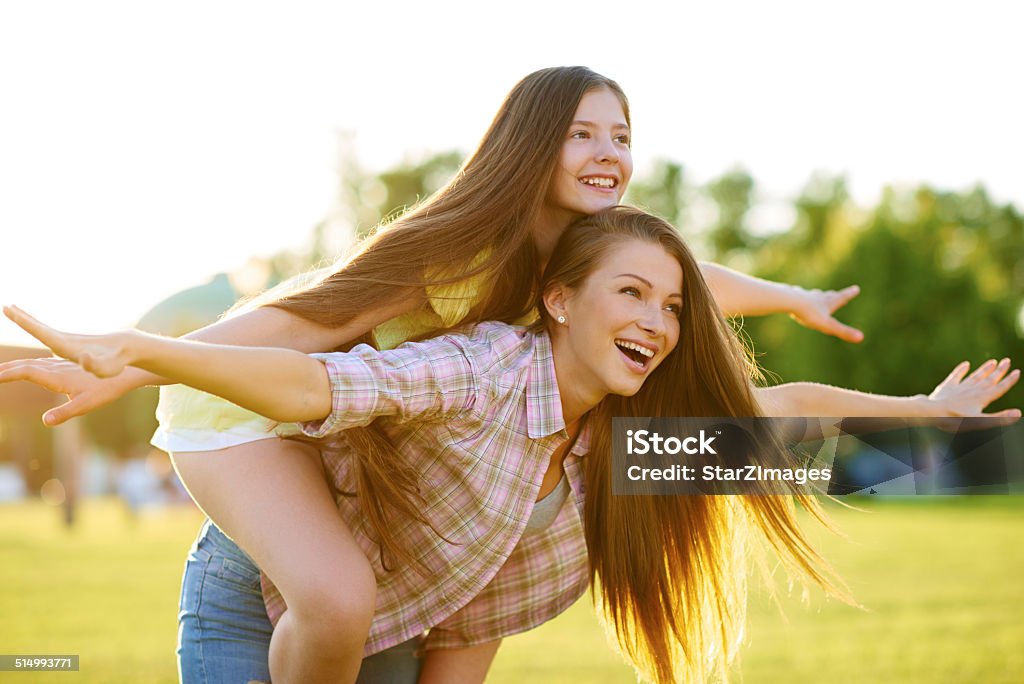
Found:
[300,336,480,438]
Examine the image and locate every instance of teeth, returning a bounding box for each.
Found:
[615,340,655,358]
[580,177,615,188]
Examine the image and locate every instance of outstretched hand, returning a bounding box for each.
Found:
[0,306,140,426]
[928,358,1021,419]
[3,305,136,378]
[789,285,864,343]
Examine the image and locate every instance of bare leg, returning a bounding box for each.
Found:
[417,640,502,684]
[172,438,375,684]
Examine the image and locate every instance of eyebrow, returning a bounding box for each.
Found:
[572,120,630,130]
[615,273,682,299]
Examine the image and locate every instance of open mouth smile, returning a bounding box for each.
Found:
[615,338,657,373]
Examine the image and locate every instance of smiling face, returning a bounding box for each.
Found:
[542,87,634,228]
[546,238,683,417]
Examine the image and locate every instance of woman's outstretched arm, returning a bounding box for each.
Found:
[3,305,332,423]
[699,262,864,343]
[0,293,420,425]
[755,359,1021,418]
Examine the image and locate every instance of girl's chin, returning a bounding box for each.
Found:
[563,194,619,216]
[583,196,620,211]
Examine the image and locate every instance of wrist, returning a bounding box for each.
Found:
[120,329,147,364]
[114,330,159,386]
[910,393,942,418]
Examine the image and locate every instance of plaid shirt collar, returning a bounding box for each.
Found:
[525,330,565,439]
[526,330,592,453]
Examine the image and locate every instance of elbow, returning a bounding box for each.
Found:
[261,361,333,423]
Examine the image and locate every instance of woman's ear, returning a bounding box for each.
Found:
[542,284,570,323]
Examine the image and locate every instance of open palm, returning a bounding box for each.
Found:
[929,359,1021,418]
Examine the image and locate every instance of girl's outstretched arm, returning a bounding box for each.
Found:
[2,305,331,423]
[699,262,864,343]
[756,358,1021,418]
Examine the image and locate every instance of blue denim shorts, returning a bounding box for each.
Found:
[177,519,423,683]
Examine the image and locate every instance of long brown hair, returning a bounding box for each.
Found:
[539,206,850,683]
[270,67,629,572]
[270,66,629,330]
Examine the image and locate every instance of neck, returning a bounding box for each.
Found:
[531,206,580,271]
[548,329,605,427]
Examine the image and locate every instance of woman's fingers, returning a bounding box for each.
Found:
[3,305,130,379]
[986,368,1020,402]
[0,359,71,392]
[42,396,98,426]
[938,361,971,389]
[3,305,53,343]
[3,305,76,361]
[930,360,1019,418]
[0,357,74,373]
[0,359,89,426]
[987,359,1013,384]
[962,361,1018,414]
[975,409,1023,428]
[965,359,1000,383]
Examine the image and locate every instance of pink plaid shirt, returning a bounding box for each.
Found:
[260,322,592,654]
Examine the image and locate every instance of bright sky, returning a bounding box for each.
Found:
[1,0,1021,346]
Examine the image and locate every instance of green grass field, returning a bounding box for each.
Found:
[1,497,1021,683]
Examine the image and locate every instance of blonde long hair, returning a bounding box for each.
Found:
[269,67,629,571]
[538,207,850,683]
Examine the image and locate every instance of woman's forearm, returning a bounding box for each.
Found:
[128,293,422,389]
[123,307,341,389]
[1,304,344,424]
[128,331,332,422]
[756,382,932,418]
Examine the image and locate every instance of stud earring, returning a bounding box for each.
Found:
[557,315,567,325]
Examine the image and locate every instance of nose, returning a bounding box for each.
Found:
[637,303,666,338]
[595,135,619,164]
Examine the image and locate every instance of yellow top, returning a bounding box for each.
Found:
[151,255,535,452]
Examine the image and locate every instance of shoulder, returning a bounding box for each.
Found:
[445,321,540,368]
[336,321,541,383]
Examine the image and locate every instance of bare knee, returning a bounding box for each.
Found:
[286,562,377,642]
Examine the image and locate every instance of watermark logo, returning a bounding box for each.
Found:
[625,429,719,455]
[612,417,1023,496]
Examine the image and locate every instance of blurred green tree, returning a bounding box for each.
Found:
[741,179,1023,414]
[623,159,687,228]
[79,153,1024,463]
[706,168,755,261]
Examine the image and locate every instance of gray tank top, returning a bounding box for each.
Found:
[524,475,570,533]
